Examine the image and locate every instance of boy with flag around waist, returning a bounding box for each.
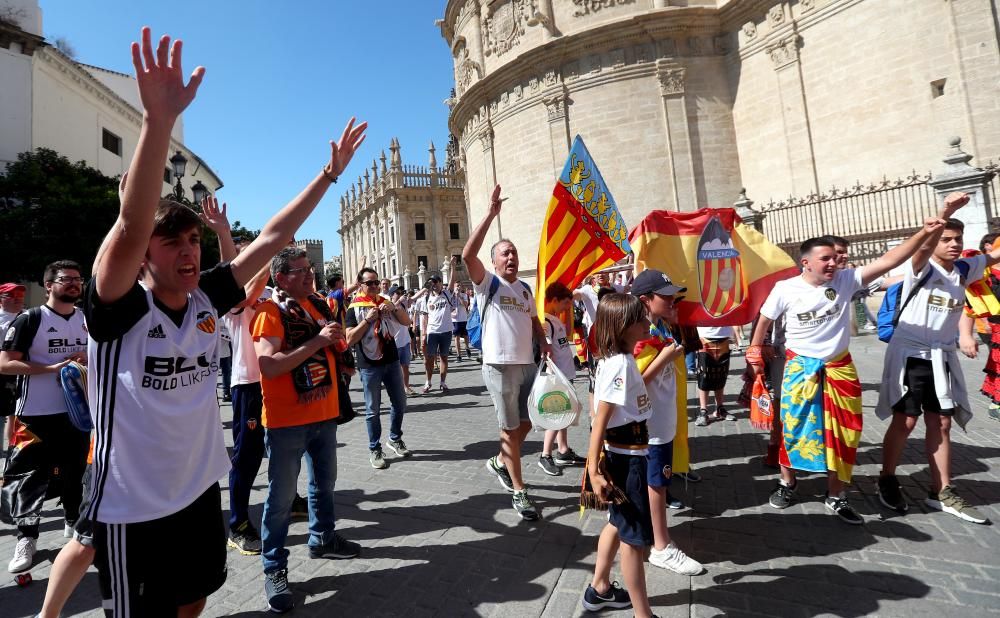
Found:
[749,197,965,525]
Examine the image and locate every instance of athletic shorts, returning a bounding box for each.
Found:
[482,363,534,430]
[95,483,227,616]
[605,450,653,547]
[73,465,94,546]
[397,343,412,366]
[425,332,452,357]
[453,321,468,337]
[645,442,674,488]
[893,357,955,416]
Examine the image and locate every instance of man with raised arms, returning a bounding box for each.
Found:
[83,27,365,616]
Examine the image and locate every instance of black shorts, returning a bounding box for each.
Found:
[893,357,955,417]
[605,450,653,547]
[73,465,94,546]
[453,321,468,336]
[95,483,227,616]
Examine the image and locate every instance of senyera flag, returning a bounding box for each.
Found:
[537,135,631,317]
[629,208,798,326]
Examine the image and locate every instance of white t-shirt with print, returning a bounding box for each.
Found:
[474,273,537,365]
[222,308,261,386]
[594,353,652,455]
[543,313,576,378]
[420,290,455,334]
[644,341,677,445]
[894,254,986,353]
[452,292,469,322]
[759,268,864,361]
[697,325,733,340]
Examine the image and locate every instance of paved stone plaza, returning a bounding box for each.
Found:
[2,332,1000,617]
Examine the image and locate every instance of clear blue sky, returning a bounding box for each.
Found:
[40,0,456,261]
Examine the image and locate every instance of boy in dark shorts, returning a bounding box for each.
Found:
[878,209,996,525]
[84,27,365,616]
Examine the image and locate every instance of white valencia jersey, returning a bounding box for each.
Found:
[4,306,87,416]
[84,268,243,524]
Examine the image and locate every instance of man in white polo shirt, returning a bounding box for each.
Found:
[463,185,550,521]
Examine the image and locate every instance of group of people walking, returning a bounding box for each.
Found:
[0,26,994,618]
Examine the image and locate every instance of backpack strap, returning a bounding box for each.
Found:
[892,269,934,328]
[18,307,43,362]
[480,276,502,324]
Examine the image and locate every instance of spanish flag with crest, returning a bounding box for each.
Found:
[537,136,631,318]
[629,208,798,326]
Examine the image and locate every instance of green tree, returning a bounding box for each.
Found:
[0,148,119,283]
[0,148,261,282]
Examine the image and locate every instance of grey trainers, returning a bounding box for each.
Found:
[264,568,293,613]
[387,439,412,458]
[926,485,988,524]
[512,490,539,520]
[486,456,514,492]
[695,408,709,427]
[228,520,262,555]
[538,455,562,476]
[370,448,388,469]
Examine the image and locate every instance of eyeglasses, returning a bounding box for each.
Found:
[362,280,380,287]
[51,276,85,284]
[285,264,315,276]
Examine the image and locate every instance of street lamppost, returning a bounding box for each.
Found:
[168,150,210,205]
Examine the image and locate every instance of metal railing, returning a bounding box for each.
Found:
[758,172,938,264]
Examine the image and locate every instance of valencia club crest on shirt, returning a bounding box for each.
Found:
[824,288,836,301]
[196,311,216,334]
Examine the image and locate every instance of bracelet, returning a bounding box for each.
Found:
[323,166,338,184]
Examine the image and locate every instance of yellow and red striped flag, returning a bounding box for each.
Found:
[629,208,798,326]
[537,136,631,317]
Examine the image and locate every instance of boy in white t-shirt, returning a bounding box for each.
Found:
[694,324,736,426]
[537,283,586,476]
[878,213,994,524]
[450,277,472,361]
[749,207,962,526]
[419,275,456,393]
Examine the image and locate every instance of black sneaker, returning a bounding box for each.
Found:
[308,532,361,559]
[538,455,562,476]
[264,569,293,613]
[713,405,736,422]
[290,494,308,519]
[666,491,684,510]
[877,474,908,513]
[486,456,514,492]
[825,494,864,525]
[581,581,632,611]
[769,482,796,509]
[552,447,587,466]
[228,520,262,555]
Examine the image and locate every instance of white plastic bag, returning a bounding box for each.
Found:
[528,358,581,430]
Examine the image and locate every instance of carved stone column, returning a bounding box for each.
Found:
[766,32,818,196]
[543,89,571,175]
[656,59,699,210]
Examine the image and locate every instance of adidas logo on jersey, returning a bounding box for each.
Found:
[47,326,58,333]
[147,324,166,339]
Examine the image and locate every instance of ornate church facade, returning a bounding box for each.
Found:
[439,0,1000,275]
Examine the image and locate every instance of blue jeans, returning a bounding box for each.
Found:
[685,351,697,374]
[261,419,338,574]
[360,361,407,451]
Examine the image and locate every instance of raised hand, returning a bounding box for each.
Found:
[327,118,368,178]
[198,195,230,234]
[488,184,503,218]
[923,217,946,235]
[130,27,205,121]
[941,191,970,218]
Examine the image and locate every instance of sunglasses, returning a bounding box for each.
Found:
[362,280,380,287]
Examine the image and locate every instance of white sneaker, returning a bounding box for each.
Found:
[421,383,433,394]
[8,537,36,573]
[649,542,704,575]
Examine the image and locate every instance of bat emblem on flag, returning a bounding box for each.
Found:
[697,216,745,318]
